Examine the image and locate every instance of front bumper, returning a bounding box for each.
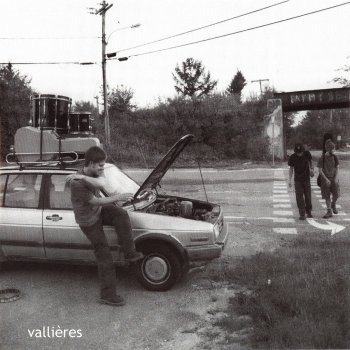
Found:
[186,222,229,262]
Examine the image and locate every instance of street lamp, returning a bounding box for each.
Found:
[107,23,141,43]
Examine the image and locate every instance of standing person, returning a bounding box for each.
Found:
[318,139,340,218]
[288,143,314,220]
[67,146,143,306]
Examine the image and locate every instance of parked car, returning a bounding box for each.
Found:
[0,135,228,291]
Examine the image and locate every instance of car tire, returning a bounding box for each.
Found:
[135,243,182,291]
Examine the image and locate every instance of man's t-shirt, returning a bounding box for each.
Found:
[317,154,339,178]
[288,151,312,181]
[70,170,101,227]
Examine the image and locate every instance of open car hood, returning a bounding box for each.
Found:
[134,134,194,198]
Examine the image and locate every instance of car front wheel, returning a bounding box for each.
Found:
[136,243,182,291]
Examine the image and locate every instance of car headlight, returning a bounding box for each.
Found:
[213,224,220,239]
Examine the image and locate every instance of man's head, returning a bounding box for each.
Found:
[294,143,304,156]
[84,146,106,177]
[325,139,335,153]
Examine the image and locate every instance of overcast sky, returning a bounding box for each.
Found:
[0,0,349,108]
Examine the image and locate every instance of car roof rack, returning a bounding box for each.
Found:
[5,151,81,169]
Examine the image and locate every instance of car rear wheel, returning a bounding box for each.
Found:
[136,243,182,291]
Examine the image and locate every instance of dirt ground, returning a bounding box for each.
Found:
[1,159,349,350]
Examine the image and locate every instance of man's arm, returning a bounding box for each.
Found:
[334,156,339,182]
[334,165,339,182]
[66,174,106,189]
[88,193,134,206]
[318,167,331,186]
[309,160,314,177]
[288,167,293,187]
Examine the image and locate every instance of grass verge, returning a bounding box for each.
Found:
[213,234,350,349]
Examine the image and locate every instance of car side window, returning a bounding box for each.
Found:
[0,175,6,207]
[49,174,73,209]
[4,174,42,208]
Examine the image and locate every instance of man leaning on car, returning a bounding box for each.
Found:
[66,146,143,307]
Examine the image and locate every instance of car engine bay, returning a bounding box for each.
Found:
[141,196,220,223]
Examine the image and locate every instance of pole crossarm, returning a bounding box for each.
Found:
[251,79,270,95]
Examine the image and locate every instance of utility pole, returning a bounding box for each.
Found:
[251,79,269,96]
[91,1,113,144]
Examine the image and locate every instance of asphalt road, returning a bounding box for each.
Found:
[1,164,349,350]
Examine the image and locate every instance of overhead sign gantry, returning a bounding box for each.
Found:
[274,87,350,112]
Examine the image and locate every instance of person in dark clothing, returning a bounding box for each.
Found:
[288,143,314,220]
[67,146,143,307]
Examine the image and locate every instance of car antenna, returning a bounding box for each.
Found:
[196,158,208,202]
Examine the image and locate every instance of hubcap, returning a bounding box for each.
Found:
[143,256,169,283]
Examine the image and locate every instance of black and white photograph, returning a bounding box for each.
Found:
[0,1,350,349]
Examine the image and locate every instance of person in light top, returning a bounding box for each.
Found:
[317,139,340,219]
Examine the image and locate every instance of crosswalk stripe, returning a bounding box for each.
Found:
[273,218,295,223]
[273,210,293,216]
[273,204,292,208]
[273,198,291,202]
[273,228,297,234]
[321,204,342,209]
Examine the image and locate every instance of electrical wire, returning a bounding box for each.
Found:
[0,36,99,40]
[113,0,290,55]
[0,61,97,65]
[112,2,350,60]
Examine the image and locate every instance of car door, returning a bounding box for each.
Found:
[0,172,45,258]
[42,173,121,262]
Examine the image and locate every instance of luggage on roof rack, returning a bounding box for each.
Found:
[12,126,100,163]
[6,151,80,167]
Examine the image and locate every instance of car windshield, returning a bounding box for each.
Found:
[103,163,140,196]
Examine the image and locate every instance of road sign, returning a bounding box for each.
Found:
[266,124,280,138]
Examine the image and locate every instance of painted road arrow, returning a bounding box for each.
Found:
[307,218,345,235]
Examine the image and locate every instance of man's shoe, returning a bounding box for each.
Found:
[125,251,144,263]
[299,215,306,220]
[331,204,338,214]
[306,212,313,218]
[323,210,333,219]
[99,295,125,307]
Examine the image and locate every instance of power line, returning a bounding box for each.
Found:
[110,0,289,55]
[0,36,98,40]
[111,2,350,60]
[0,61,97,65]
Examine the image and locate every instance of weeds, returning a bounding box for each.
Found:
[215,234,350,348]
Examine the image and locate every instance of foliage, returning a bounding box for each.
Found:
[0,64,34,159]
[104,92,270,166]
[332,59,350,87]
[212,235,350,349]
[226,70,247,103]
[291,109,350,149]
[108,85,136,114]
[172,57,217,98]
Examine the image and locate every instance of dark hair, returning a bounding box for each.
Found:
[322,133,333,154]
[294,142,304,153]
[84,146,106,166]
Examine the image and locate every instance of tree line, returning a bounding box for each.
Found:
[1,57,349,165]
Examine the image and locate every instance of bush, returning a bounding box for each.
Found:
[101,94,272,165]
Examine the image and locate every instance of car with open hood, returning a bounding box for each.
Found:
[0,135,228,291]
